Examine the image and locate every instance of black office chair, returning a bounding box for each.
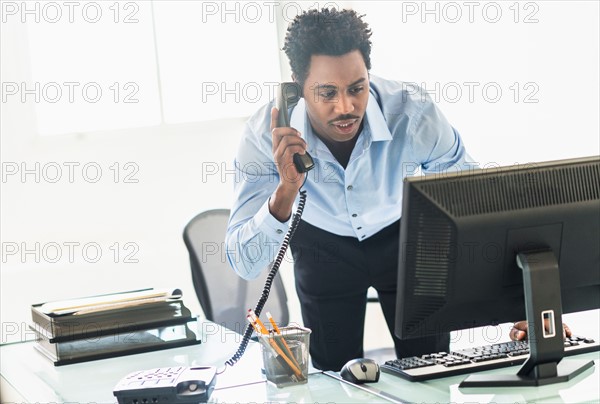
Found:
[183,209,289,334]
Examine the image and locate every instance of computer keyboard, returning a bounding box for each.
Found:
[381,335,600,382]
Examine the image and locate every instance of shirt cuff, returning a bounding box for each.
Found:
[254,198,292,243]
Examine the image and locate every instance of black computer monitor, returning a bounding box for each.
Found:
[395,155,600,387]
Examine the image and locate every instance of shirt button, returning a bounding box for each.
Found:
[361,235,366,239]
[352,214,358,218]
[276,229,283,234]
[357,227,362,230]
[347,185,353,191]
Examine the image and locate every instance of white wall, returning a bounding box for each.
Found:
[0,4,295,344]
[1,1,599,346]
[352,0,600,166]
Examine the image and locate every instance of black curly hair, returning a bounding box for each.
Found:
[283,8,372,88]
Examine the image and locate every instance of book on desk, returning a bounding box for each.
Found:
[29,288,202,365]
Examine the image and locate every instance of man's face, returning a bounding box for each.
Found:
[301,50,370,143]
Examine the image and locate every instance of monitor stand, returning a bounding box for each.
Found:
[460,250,594,387]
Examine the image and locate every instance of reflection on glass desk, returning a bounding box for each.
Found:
[326,351,600,404]
[1,320,599,403]
[0,322,374,403]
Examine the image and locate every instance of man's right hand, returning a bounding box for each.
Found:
[268,106,308,222]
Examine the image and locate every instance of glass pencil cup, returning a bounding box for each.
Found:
[259,326,311,387]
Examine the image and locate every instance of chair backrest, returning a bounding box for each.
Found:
[183,209,289,334]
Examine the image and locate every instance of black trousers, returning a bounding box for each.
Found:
[290,219,450,371]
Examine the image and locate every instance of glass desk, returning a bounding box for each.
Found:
[1,321,599,403]
[0,322,376,403]
[327,351,600,404]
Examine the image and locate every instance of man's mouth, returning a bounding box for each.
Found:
[332,119,358,134]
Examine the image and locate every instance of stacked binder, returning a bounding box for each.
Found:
[30,288,201,365]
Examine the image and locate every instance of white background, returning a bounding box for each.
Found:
[1,1,598,348]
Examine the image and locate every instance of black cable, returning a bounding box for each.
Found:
[223,189,307,369]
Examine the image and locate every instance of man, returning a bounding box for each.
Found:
[225,8,476,371]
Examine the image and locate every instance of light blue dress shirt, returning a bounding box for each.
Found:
[226,75,476,280]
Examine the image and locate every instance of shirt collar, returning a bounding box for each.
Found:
[365,90,393,142]
[289,91,393,155]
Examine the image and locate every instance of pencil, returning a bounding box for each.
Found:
[248,312,304,380]
[266,312,301,369]
[249,310,270,335]
[247,316,282,361]
[246,313,268,335]
[266,336,304,379]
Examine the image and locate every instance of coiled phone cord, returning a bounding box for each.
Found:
[223,188,307,369]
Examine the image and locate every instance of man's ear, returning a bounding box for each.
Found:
[291,75,304,98]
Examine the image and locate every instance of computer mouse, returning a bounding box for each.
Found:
[340,358,380,384]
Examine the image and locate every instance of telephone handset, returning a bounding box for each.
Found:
[276,82,315,173]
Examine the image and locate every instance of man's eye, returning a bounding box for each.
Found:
[320,90,336,99]
[350,86,364,95]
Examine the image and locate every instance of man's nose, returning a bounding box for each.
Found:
[334,93,355,115]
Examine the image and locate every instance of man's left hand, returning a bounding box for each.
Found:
[510,320,572,341]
